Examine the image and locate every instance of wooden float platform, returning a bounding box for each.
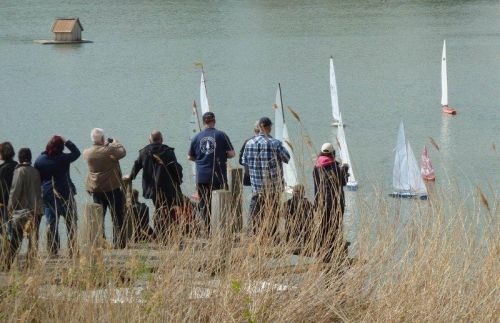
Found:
[33,39,93,44]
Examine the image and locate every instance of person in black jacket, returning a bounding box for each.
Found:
[125,130,183,242]
[313,143,349,263]
[283,184,313,250]
[0,142,18,238]
[131,189,155,242]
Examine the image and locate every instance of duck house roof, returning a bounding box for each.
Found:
[51,18,84,33]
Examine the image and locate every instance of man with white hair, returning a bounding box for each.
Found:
[83,128,127,248]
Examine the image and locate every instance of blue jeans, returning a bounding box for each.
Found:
[44,194,77,256]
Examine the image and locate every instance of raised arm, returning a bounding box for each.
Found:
[61,140,81,163]
[109,141,126,160]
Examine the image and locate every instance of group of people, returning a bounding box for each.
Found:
[0,111,349,268]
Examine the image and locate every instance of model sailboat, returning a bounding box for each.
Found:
[330,57,343,126]
[336,116,358,191]
[274,83,299,192]
[421,145,435,181]
[441,40,457,115]
[200,70,210,114]
[391,122,428,200]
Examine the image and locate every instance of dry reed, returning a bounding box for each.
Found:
[0,184,497,322]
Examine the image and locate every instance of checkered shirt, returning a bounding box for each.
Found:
[241,134,290,193]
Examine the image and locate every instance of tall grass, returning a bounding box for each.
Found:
[0,183,497,322]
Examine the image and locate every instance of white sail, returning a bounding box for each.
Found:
[282,123,298,189]
[200,71,210,114]
[189,101,201,178]
[330,57,342,123]
[407,142,427,195]
[393,122,410,191]
[274,86,284,141]
[274,84,298,191]
[441,40,448,106]
[336,122,356,184]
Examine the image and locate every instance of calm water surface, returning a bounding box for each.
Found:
[1,1,499,238]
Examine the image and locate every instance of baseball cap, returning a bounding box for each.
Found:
[258,117,273,127]
[321,142,334,154]
[202,112,215,123]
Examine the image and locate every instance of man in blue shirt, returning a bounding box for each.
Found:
[188,112,235,233]
[242,117,290,236]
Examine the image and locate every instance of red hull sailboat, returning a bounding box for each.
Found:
[421,145,435,181]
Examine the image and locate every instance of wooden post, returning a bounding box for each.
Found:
[210,190,232,235]
[123,181,135,245]
[229,168,244,232]
[81,203,104,266]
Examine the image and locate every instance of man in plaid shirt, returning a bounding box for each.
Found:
[242,117,290,236]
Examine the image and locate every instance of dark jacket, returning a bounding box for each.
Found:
[9,163,43,215]
[239,138,252,186]
[313,156,348,217]
[0,159,18,207]
[34,140,80,200]
[284,196,313,243]
[130,143,183,201]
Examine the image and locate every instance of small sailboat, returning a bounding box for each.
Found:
[200,70,210,114]
[421,145,435,181]
[330,57,343,126]
[390,122,428,200]
[274,83,299,192]
[441,40,457,115]
[336,116,358,191]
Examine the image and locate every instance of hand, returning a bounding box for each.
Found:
[122,175,131,182]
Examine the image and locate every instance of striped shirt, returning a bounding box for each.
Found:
[242,134,290,193]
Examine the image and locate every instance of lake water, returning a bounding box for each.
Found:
[1,0,499,239]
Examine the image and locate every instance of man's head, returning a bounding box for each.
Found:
[320,142,335,157]
[91,128,105,145]
[149,130,163,144]
[258,117,273,135]
[292,184,305,198]
[132,189,139,202]
[0,142,15,161]
[18,148,32,164]
[202,112,216,128]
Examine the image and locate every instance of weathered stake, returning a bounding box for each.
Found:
[229,168,243,232]
[211,190,233,235]
[81,203,104,266]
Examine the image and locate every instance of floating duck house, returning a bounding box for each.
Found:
[34,17,92,44]
[52,18,83,41]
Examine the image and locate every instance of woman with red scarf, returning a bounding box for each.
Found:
[313,143,349,263]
